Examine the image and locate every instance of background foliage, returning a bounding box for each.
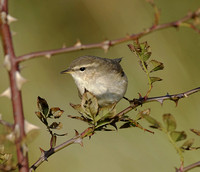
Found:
[0,0,200,171]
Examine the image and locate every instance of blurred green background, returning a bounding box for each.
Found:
[0,0,200,171]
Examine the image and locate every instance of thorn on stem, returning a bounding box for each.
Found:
[62,43,66,48]
[102,40,110,53]
[45,54,51,59]
[7,14,18,24]
[0,87,11,99]
[75,138,83,147]
[15,71,27,90]
[74,129,79,136]
[3,54,11,71]
[74,40,82,47]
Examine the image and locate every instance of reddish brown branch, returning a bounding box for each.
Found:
[176,161,200,172]
[17,8,200,63]
[0,1,29,171]
[117,87,200,118]
[189,23,200,33]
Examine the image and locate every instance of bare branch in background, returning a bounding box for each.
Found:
[17,8,200,63]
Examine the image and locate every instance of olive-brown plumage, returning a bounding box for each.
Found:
[61,55,128,106]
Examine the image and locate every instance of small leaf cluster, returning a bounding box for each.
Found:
[0,145,15,171]
[128,41,164,96]
[119,108,154,133]
[69,91,116,131]
[35,96,65,137]
[69,91,152,133]
[143,113,200,158]
[0,145,10,164]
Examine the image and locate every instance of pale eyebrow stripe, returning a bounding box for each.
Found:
[73,62,99,70]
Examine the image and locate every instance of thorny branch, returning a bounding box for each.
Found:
[0,0,200,171]
[0,0,29,171]
[29,128,93,171]
[30,87,200,171]
[116,87,200,118]
[17,8,200,63]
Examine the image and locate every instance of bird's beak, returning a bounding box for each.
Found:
[60,68,72,74]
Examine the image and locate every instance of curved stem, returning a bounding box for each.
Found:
[166,131,184,165]
[181,161,200,172]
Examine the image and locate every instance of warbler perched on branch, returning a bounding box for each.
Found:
[61,56,128,107]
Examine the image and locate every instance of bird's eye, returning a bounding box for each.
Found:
[79,67,86,71]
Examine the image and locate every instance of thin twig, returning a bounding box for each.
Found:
[17,8,200,63]
[29,137,79,171]
[176,161,200,172]
[0,119,14,129]
[29,128,93,171]
[116,87,200,118]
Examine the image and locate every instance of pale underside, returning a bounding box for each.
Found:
[71,71,128,106]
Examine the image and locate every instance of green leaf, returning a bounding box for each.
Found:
[163,114,176,132]
[170,131,187,142]
[150,77,162,84]
[70,103,86,115]
[96,103,116,121]
[143,52,152,62]
[140,41,148,53]
[150,65,164,73]
[150,60,164,73]
[142,114,162,129]
[150,60,161,67]
[181,138,194,150]
[96,119,113,129]
[81,91,99,118]
[37,96,49,116]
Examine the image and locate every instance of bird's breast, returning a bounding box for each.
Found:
[72,72,128,106]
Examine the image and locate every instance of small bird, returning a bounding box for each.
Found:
[61,55,128,107]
